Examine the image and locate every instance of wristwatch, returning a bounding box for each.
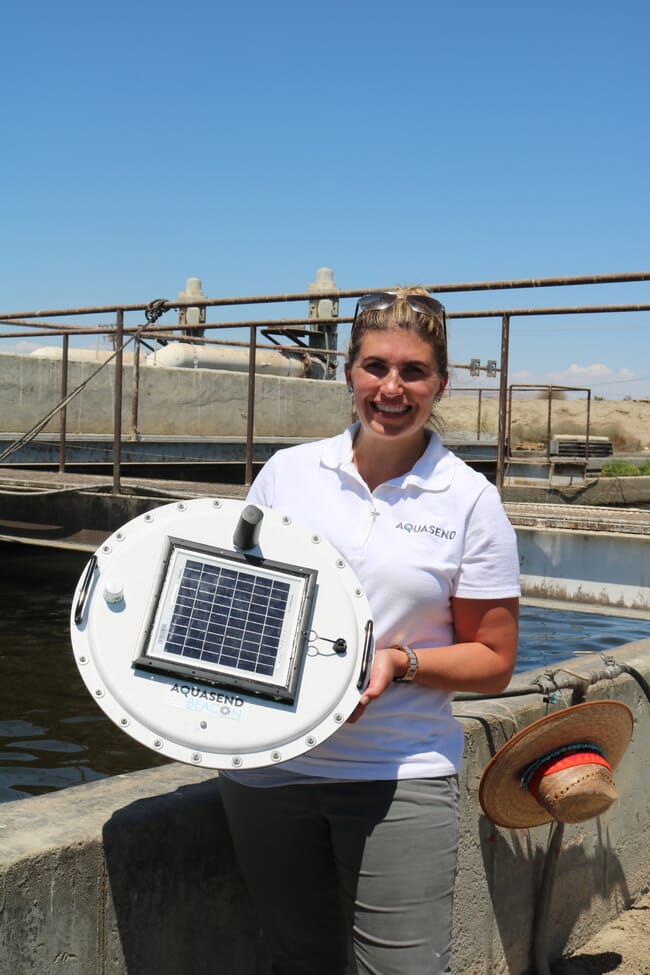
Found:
[392,644,419,682]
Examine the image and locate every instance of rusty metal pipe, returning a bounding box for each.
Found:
[3,270,650,320]
[58,334,69,473]
[3,300,650,332]
[0,326,348,357]
[0,319,86,338]
[113,311,123,495]
[131,336,141,438]
[446,302,650,318]
[245,324,257,486]
[495,315,510,495]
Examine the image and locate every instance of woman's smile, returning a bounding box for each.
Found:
[372,402,411,416]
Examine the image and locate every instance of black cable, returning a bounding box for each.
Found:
[619,664,650,706]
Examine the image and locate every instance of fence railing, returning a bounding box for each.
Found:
[1,269,648,494]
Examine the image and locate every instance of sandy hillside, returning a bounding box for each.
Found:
[437,395,650,452]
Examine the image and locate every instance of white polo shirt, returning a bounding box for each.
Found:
[229,424,520,784]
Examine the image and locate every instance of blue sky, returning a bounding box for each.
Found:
[3,0,650,397]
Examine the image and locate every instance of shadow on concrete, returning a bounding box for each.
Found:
[478,814,631,975]
[551,951,624,974]
[102,775,270,975]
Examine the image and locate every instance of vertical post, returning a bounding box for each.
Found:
[507,385,513,455]
[113,310,124,495]
[177,277,207,340]
[495,314,510,495]
[546,387,553,462]
[585,389,591,464]
[476,388,483,441]
[245,324,257,486]
[307,267,339,380]
[131,335,141,438]
[58,333,69,472]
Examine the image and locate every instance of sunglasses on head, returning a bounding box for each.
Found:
[352,292,447,344]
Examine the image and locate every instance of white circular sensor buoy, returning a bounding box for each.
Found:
[70,498,374,769]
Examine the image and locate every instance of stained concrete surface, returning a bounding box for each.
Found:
[552,891,650,974]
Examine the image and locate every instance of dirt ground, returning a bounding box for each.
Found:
[551,891,650,974]
[438,395,650,452]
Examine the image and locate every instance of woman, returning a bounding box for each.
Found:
[220,288,520,975]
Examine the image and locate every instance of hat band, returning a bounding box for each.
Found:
[520,743,612,802]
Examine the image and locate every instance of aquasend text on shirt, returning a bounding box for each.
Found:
[395,522,457,539]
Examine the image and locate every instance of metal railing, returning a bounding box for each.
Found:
[0,269,648,494]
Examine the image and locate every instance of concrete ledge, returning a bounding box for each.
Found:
[0,766,269,974]
[2,642,650,974]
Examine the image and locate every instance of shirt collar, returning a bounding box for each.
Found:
[321,424,455,492]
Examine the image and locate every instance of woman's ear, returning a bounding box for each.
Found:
[344,365,353,390]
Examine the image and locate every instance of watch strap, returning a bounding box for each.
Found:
[392,644,419,682]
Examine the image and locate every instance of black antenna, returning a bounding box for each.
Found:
[233,505,264,551]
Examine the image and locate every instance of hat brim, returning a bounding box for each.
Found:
[479,701,634,829]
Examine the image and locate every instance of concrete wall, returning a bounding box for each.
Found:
[0,352,352,438]
[2,641,650,975]
[517,525,650,612]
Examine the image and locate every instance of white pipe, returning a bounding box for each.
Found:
[143,343,307,378]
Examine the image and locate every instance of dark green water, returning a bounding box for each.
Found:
[0,545,648,804]
[0,545,170,804]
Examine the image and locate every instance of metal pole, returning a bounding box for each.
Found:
[4,267,650,321]
[546,388,553,462]
[585,390,592,464]
[507,385,513,459]
[245,325,257,486]
[131,335,141,438]
[495,315,510,495]
[113,311,123,495]
[476,388,483,441]
[58,334,69,472]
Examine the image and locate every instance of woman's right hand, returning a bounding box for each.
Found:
[346,646,408,723]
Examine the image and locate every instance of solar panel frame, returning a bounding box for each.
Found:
[133,536,318,703]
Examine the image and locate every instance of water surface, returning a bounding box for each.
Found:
[1,546,169,804]
[1,545,647,804]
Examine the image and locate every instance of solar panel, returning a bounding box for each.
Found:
[133,537,316,702]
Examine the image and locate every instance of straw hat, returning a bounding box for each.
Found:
[479,701,634,829]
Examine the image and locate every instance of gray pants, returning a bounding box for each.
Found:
[220,775,459,975]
